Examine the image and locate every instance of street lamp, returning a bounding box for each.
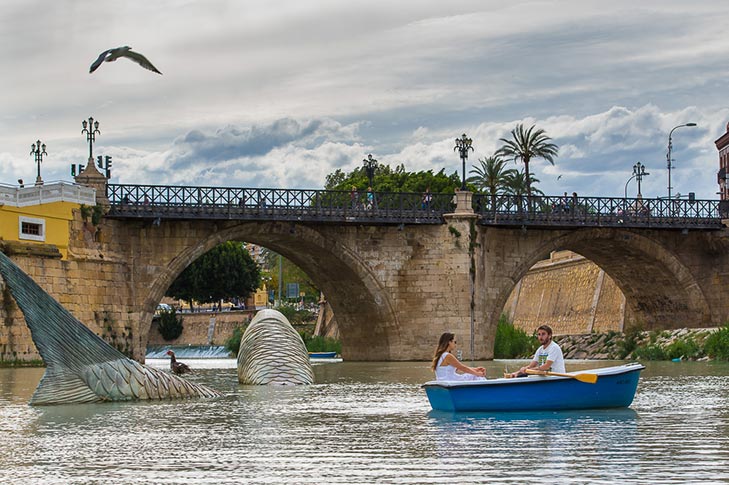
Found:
[363,154,377,188]
[633,162,649,197]
[30,139,47,186]
[454,133,474,190]
[81,116,101,161]
[667,123,697,199]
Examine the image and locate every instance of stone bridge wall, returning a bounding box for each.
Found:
[2,208,729,363]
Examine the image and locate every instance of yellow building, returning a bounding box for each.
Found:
[0,181,96,259]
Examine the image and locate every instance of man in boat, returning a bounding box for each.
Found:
[510,325,565,378]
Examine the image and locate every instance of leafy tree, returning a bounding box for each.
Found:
[495,124,558,198]
[324,162,462,194]
[156,308,184,341]
[166,242,261,308]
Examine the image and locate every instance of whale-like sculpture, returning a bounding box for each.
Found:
[237,309,314,385]
[0,250,220,405]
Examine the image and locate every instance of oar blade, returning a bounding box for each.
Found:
[575,373,598,384]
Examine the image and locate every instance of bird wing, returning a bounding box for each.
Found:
[123,50,162,74]
[89,49,111,73]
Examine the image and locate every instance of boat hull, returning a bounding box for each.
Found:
[308,352,338,359]
[423,363,644,412]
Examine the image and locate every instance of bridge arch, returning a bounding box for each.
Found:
[483,227,712,339]
[139,222,401,360]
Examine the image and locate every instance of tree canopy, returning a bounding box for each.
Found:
[325,162,464,193]
[166,241,261,307]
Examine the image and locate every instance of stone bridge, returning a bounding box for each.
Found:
[2,207,728,363]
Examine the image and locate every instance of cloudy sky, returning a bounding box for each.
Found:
[1,0,728,199]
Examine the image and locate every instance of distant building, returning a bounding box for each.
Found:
[716,121,729,201]
[0,181,96,259]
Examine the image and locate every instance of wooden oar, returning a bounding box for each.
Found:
[525,368,598,384]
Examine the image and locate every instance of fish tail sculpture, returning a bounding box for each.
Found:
[237,309,314,385]
[0,250,220,405]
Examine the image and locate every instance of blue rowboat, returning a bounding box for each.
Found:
[308,351,338,359]
[423,363,645,412]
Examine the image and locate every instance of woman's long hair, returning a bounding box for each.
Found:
[431,332,454,371]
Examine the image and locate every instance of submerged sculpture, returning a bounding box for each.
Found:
[237,309,314,385]
[0,251,220,405]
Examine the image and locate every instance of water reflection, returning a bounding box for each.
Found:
[0,360,727,484]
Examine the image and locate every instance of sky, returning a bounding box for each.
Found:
[1,0,729,199]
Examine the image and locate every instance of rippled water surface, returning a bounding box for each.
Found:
[0,360,727,484]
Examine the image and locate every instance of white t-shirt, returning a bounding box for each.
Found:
[532,341,565,373]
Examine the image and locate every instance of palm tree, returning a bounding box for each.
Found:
[468,155,516,212]
[495,123,558,198]
[504,170,544,197]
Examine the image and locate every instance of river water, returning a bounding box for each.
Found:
[0,359,727,484]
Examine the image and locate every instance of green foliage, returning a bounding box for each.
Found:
[79,204,105,225]
[664,338,703,360]
[300,333,341,353]
[277,303,316,324]
[467,156,516,196]
[157,308,183,341]
[495,123,559,198]
[448,225,461,237]
[704,325,729,360]
[493,314,538,359]
[166,241,261,305]
[225,325,246,354]
[324,162,463,194]
[633,344,666,361]
[617,325,642,359]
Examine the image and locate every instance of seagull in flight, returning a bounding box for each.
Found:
[89,46,162,75]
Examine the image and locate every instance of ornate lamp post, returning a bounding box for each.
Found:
[81,116,101,161]
[30,140,47,186]
[667,123,696,199]
[363,154,377,188]
[633,162,649,197]
[454,133,474,190]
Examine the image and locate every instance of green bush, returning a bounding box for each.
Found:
[300,333,341,353]
[704,325,729,361]
[633,344,666,361]
[157,309,183,341]
[665,337,703,360]
[493,315,538,359]
[617,325,643,359]
[225,325,247,354]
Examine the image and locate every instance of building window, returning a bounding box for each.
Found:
[18,216,45,242]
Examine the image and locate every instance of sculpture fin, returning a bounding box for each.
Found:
[31,368,101,405]
[0,250,221,404]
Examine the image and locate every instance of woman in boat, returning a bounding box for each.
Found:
[431,332,487,381]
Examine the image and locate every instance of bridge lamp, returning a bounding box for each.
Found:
[633,162,649,197]
[454,133,474,190]
[81,116,101,161]
[667,123,697,200]
[363,154,377,188]
[30,139,47,186]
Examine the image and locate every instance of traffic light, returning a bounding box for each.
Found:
[97,155,103,168]
[105,156,112,179]
[71,164,76,177]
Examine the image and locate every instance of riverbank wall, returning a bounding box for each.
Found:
[147,310,253,347]
[504,250,630,335]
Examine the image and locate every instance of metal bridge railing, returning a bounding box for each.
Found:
[473,194,723,229]
[105,184,724,229]
[106,184,455,224]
